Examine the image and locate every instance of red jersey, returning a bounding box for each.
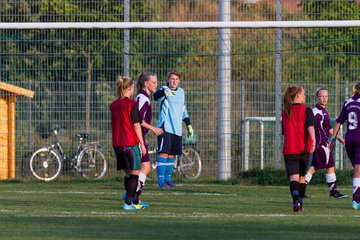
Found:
[110,97,140,148]
[282,104,314,155]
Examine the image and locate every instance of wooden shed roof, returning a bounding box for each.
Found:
[0,82,34,98]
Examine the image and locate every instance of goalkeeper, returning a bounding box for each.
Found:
[153,70,194,188]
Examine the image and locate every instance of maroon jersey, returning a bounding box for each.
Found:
[282,104,314,155]
[110,97,141,148]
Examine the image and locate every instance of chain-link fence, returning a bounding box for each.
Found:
[0,0,359,181]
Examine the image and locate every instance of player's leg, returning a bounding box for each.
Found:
[299,154,309,207]
[284,155,303,212]
[327,166,348,198]
[157,133,170,187]
[164,135,182,188]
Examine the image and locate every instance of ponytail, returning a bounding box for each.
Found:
[353,82,360,96]
[283,85,303,118]
[116,76,133,98]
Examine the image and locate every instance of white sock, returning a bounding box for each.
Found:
[353,178,360,194]
[326,173,336,183]
[136,172,147,192]
[305,172,313,184]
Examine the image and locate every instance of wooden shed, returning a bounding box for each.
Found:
[0,82,34,180]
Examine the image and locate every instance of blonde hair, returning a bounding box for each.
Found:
[283,85,303,118]
[116,76,133,98]
[136,72,157,95]
[353,82,360,96]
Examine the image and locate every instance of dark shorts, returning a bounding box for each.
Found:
[158,131,182,155]
[345,132,360,166]
[114,145,141,171]
[284,153,310,177]
[311,143,334,169]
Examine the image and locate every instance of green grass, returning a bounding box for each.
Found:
[0,180,358,240]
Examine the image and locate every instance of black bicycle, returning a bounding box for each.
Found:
[30,125,107,181]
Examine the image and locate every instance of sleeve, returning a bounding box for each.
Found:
[305,107,315,128]
[137,98,149,121]
[153,87,166,101]
[336,103,347,124]
[130,103,142,124]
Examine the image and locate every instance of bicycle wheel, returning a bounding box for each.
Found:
[77,147,107,179]
[29,148,62,181]
[178,147,202,179]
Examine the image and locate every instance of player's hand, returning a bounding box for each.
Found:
[187,125,194,138]
[140,144,147,156]
[328,136,336,151]
[164,89,176,97]
[152,127,164,136]
[338,137,345,145]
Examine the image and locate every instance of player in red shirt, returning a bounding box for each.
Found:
[110,76,146,211]
[282,85,316,212]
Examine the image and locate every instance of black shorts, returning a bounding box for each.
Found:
[114,145,141,171]
[284,153,310,177]
[157,131,182,155]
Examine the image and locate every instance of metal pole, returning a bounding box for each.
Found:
[124,0,130,77]
[274,0,282,168]
[218,0,231,181]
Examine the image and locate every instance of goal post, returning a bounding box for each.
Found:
[0,20,359,29]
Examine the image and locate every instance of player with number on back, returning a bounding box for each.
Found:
[282,85,316,212]
[305,88,348,199]
[153,70,194,188]
[329,82,360,209]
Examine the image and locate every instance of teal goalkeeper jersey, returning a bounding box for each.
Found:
[154,86,189,136]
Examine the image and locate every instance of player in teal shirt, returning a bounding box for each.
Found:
[153,70,194,187]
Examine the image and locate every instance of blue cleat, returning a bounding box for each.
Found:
[351,201,360,210]
[123,203,141,211]
[122,192,127,200]
[158,182,166,188]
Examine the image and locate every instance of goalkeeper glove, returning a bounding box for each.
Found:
[164,88,176,97]
[187,125,194,138]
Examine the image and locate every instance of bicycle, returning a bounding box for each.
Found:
[149,134,202,179]
[29,125,107,182]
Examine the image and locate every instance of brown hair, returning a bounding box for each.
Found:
[353,82,360,96]
[315,87,326,97]
[283,85,303,118]
[116,76,133,98]
[136,72,157,95]
[167,70,182,80]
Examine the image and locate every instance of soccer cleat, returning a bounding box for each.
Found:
[351,201,360,210]
[165,181,176,188]
[293,200,304,212]
[135,201,149,209]
[303,194,311,199]
[330,191,349,199]
[123,203,141,211]
[122,192,127,200]
[158,182,166,188]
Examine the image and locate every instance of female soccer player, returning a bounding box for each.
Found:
[305,88,347,199]
[110,76,146,210]
[330,82,360,209]
[282,85,316,212]
[153,70,194,188]
[133,72,163,204]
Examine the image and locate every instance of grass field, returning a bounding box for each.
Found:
[0,180,359,240]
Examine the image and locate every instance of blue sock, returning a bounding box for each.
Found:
[156,156,167,186]
[165,157,175,183]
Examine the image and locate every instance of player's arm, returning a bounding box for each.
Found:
[306,107,316,153]
[329,128,345,145]
[131,103,146,155]
[182,104,194,138]
[141,121,163,136]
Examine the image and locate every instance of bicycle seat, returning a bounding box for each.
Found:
[77,133,89,139]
